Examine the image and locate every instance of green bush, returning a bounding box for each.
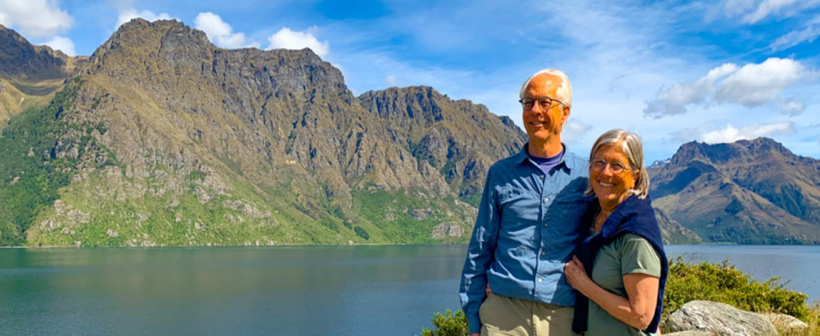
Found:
[422,258,811,336]
[420,309,468,336]
[664,257,808,320]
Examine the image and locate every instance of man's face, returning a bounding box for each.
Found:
[521,74,569,143]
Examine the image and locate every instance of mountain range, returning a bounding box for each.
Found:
[0,19,524,247]
[649,138,820,244]
[0,20,817,246]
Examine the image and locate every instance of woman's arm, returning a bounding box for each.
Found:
[565,256,659,330]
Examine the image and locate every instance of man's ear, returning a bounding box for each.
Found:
[562,106,571,123]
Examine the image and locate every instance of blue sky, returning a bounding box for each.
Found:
[1,0,819,163]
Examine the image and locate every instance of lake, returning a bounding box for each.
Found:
[0,245,818,335]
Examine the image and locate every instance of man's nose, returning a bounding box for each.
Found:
[529,103,545,114]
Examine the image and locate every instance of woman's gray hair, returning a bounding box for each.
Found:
[584,129,650,199]
[519,69,572,107]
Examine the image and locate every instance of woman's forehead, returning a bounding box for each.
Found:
[593,142,628,158]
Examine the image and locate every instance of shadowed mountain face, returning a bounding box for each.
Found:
[0,24,73,128]
[649,138,820,244]
[0,19,526,246]
[0,24,68,82]
[358,87,526,204]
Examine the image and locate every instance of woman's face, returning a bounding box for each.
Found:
[589,142,638,206]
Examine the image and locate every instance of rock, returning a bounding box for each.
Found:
[664,332,715,336]
[756,312,808,334]
[663,300,778,336]
[431,221,465,239]
[411,208,433,220]
[106,229,118,238]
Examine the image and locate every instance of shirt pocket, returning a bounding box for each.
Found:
[543,193,589,251]
[497,186,540,231]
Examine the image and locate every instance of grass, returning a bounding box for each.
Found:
[352,186,470,244]
[779,303,820,336]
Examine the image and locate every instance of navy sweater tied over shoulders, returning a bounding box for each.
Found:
[571,195,668,334]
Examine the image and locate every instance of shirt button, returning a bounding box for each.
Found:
[544,223,548,227]
[541,252,546,256]
[544,198,549,203]
[538,278,543,283]
[540,175,545,179]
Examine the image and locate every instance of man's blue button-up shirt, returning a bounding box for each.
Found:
[459,144,591,334]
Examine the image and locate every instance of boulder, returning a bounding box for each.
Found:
[756,312,808,334]
[664,332,715,336]
[663,300,778,336]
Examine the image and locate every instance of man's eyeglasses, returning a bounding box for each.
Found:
[589,158,633,174]
[519,96,567,111]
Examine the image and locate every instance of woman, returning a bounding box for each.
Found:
[564,129,668,335]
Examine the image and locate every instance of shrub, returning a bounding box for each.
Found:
[422,258,812,336]
[664,257,808,320]
[420,309,468,336]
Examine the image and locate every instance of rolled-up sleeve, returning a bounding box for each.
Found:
[459,170,500,334]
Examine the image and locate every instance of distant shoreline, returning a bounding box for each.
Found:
[5,242,820,249]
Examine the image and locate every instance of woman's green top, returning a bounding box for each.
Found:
[586,233,661,336]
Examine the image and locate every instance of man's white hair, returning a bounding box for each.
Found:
[519,69,572,107]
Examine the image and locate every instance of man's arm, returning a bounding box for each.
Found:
[459,172,501,335]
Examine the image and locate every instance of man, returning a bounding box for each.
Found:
[459,69,590,335]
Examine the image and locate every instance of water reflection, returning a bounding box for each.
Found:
[4,245,815,335]
[0,246,466,335]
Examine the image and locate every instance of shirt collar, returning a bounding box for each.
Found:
[516,142,573,174]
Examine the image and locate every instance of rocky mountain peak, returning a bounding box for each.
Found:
[650,137,820,244]
[358,86,446,126]
[736,137,793,158]
[668,140,706,165]
[87,19,209,73]
[85,19,342,89]
[669,137,795,166]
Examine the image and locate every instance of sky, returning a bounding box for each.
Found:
[1,0,819,163]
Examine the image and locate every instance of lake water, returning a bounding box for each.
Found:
[0,245,818,336]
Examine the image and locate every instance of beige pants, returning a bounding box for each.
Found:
[479,293,576,336]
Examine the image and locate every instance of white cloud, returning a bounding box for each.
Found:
[562,120,593,144]
[664,125,712,145]
[716,58,806,106]
[701,122,795,143]
[774,98,805,115]
[721,0,820,23]
[0,0,72,38]
[769,15,820,51]
[115,7,173,29]
[43,35,75,56]
[644,63,738,118]
[266,27,329,58]
[385,74,399,86]
[194,12,260,49]
[724,0,756,16]
[644,58,812,118]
